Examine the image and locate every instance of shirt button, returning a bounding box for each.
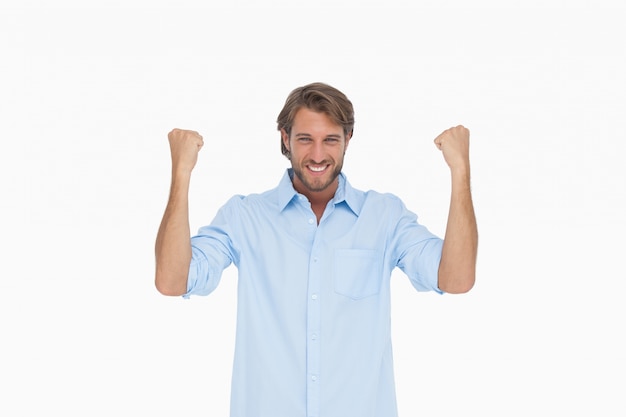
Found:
[311,375,317,382]
[313,257,318,262]
[311,294,318,300]
[312,333,317,340]
[308,218,314,224]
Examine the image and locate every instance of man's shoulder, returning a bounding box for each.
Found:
[356,187,405,205]
[342,185,406,221]
[221,185,280,210]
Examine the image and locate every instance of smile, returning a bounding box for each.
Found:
[308,165,328,172]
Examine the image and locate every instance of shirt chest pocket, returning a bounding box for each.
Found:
[333,249,383,300]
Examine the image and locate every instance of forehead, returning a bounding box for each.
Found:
[292,108,343,135]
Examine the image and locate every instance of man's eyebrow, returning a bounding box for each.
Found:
[294,133,342,138]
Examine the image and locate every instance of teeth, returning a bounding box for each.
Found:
[309,166,326,172]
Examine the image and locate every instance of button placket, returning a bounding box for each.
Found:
[306,229,322,417]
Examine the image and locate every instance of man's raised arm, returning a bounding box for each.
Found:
[433,125,478,294]
[155,129,204,296]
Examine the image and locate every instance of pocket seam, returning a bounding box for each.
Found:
[333,249,382,300]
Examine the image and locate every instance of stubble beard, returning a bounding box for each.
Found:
[292,159,343,193]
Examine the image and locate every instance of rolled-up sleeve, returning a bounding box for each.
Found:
[391,199,444,294]
[183,197,241,298]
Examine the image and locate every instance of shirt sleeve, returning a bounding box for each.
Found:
[183,196,242,298]
[391,198,444,294]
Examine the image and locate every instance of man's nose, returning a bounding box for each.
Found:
[310,141,325,162]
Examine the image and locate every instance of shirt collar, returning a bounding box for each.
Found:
[277,168,364,216]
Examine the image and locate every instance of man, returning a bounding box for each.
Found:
[155,82,477,417]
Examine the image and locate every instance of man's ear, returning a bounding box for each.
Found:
[345,130,353,151]
[281,129,290,153]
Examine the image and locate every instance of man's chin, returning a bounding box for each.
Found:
[295,171,337,193]
[302,179,333,193]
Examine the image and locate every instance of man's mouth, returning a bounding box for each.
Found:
[308,165,328,173]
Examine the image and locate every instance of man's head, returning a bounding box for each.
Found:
[277,83,354,198]
[277,82,354,159]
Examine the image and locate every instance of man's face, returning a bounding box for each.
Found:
[282,108,351,198]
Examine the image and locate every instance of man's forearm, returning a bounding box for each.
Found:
[155,173,193,296]
[438,168,478,294]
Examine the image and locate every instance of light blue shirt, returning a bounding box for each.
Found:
[186,169,444,417]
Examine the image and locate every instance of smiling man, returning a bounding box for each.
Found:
[155,82,478,417]
[281,106,350,222]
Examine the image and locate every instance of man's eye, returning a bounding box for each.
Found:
[325,138,339,143]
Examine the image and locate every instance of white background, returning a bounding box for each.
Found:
[1,1,625,416]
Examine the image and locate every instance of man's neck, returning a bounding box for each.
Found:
[293,177,338,223]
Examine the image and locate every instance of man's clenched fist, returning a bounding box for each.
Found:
[433,125,470,172]
[168,128,204,175]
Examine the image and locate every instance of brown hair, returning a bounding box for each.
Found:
[277,82,355,158]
